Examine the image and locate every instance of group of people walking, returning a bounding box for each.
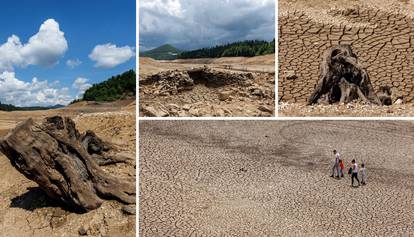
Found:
[330,150,366,187]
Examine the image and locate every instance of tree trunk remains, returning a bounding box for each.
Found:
[308,45,382,105]
[0,116,135,213]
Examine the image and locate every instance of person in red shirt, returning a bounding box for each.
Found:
[339,159,345,177]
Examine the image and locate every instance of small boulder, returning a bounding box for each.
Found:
[78,225,88,236]
[258,105,273,113]
[218,91,233,101]
[395,98,403,105]
[142,106,169,117]
[122,205,136,215]
[285,70,297,80]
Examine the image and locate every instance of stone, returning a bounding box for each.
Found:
[285,70,298,80]
[122,205,136,215]
[78,226,88,236]
[142,106,169,117]
[258,105,273,113]
[182,104,191,111]
[218,91,233,101]
[395,98,403,104]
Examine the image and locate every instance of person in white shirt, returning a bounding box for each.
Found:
[351,159,360,187]
[330,150,340,178]
[360,163,367,185]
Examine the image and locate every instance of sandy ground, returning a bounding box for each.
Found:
[140,121,414,236]
[0,99,136,237]
[279,102,414,117]
[279,0,414,116]
[139,55,275,117]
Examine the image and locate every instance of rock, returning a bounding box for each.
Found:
[78,225,88,236]
[142,106,169,117]
[167,104,180,110]
[285,70,297,80]
[218,91,233,101]
[122,205,136,215]
[182,104,191,111]
[189,108,199,116]
[159,92,170,96]
[395,98,403,105]
[252,89,264,97]
[223,108,232,115]
[258,105,273,113]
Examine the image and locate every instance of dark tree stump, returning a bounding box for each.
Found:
[0,116,135,213]
[308,45,381,105]
[377,86,393,106]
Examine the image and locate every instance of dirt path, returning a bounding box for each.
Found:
[140,121,414,236]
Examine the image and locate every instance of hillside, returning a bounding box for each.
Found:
[140,44,182,60]
[177,40,275,59]
[82,69,136,102]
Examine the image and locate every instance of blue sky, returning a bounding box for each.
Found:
[0,0,135,106]
[140,0,275,52]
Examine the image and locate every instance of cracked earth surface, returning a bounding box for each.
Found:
[140,120,414,236]
[279,0,414,115]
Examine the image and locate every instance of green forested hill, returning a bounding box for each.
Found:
[140,44,182,60]
[0,102,64,112]
[177,39,275,59]
[82,70,136,102]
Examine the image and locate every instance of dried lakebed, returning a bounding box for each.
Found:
[140,121,414,236]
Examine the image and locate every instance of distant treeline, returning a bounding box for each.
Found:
[177,39,275,59]
[0,102,63,112]
[80,69,136,102]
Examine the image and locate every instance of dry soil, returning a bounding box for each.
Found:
[140,120,414,236]
[139,55,275,117]
[279,0,414,116]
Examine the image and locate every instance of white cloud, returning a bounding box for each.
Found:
[66,58,82,68]
[72,77,92,98]
[139,0,275,50]
[140,0,184,18]
[0,19,68,71]
[0,71,72,106]
[89,44,135,69]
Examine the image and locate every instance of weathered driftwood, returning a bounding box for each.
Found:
[308,45,382,105]
[0,116,135,213]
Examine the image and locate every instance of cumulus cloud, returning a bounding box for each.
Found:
[139,0,275,50]
[66,58,82,68]
[0,19,68,71]
[72,77,92,98]
[0,71,72,106]
[89,44,135,69]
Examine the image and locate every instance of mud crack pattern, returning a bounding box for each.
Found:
[279,4,414,103]
[140,121,414,236]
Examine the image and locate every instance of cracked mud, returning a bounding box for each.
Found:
[279,0,414,116]
[140,120,414,236]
